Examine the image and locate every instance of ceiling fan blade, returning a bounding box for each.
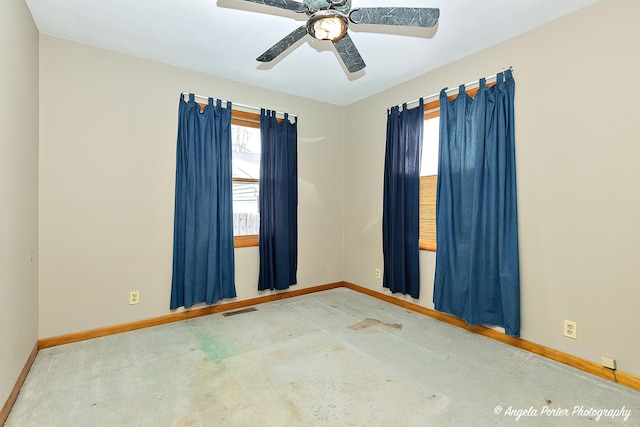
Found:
[257,26,308,62]
[238,0,307,13]
[349,7,440,28]
[333,33,366,73]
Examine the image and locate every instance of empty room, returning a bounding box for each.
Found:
[2,0,640,425]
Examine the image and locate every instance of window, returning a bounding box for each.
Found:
[419,84,495,252]
[195,106,290,249]
[419,111,439,251]
[231,111,261,248]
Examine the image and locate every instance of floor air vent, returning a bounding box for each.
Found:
[223,307,257,317]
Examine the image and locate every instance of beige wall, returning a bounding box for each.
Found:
[345,0,640,376]
[0,0,40,406]
[38,36,345,338]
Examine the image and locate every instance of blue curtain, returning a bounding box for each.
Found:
[382,100,424,299]
[258,110,298,291]
[170,94,236,309]
[433,70,520,336]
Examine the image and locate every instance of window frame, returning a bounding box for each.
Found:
[231,110,261,248]
[419,84,492,252]
[420,102,439,252]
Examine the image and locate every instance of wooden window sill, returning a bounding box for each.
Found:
[234,235,258,248]
[419,240,436,252]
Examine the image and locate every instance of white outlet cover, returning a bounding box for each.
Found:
[563,320,577,339]
[129,291,140,305]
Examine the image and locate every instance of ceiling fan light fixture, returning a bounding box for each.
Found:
[307,12,348,42]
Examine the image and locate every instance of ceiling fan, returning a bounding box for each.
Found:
[237,0,440,73]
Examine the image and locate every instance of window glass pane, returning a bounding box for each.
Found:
[420,115,438,250]
[232,124,260,237]
[233,182,259,235]
[232,125,260,179]
[421,116,439,176]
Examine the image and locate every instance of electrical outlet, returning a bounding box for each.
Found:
[129,291,140,305]
[563,319,576,339]
[601,356,617,370]
[375,268,381,279]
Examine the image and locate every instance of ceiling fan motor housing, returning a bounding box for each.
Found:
[305,0,352,14]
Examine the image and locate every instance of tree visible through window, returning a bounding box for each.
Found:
[232,125,260,232]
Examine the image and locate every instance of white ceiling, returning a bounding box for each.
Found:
[26,0,601,106]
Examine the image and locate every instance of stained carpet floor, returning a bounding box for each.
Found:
[6,288,640,426]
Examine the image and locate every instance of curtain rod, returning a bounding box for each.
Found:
[394,66,513,110]
[182,92,297,119]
